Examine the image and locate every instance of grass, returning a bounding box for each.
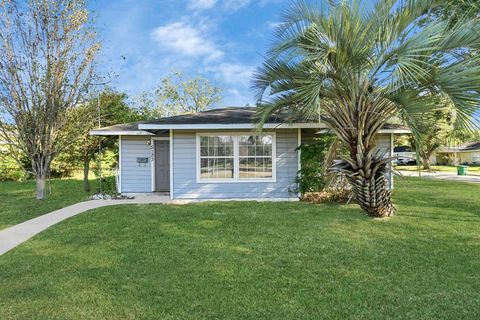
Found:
[0,177,479,319]
[0,177,112,230]
[396,165,480,176]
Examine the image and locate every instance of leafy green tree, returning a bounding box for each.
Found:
[414,107,455,169]
[253,0,480,217]
[61,90,141,192]
[133,71,222,118]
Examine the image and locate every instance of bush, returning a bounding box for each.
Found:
[295,135,335,194]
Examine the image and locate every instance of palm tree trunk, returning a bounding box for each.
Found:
[346,163,396,218]
[327,100,397,218]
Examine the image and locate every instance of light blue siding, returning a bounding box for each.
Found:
[376,133,394,189]
[172,130,299,199]
[120,136,151,192]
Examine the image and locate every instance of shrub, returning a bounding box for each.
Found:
[295,135,336,194]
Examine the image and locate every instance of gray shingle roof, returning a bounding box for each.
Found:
[91,106,409,133]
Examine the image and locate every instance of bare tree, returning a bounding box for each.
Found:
[0,0,100,199]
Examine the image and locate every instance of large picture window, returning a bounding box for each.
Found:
[197,133,276,182]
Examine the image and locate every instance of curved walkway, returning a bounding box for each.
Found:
[0,196,171,256]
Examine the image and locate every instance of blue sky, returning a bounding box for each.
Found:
[89,0,288,106]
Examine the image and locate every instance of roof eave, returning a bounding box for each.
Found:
[137,123,410,133]
[89,130,154,136]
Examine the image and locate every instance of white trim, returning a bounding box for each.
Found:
[90,130,154,136]
[169,129,174,200]
[297,128,301,172]
[380,129,411,134]
[151,137,171,192]
[172,197,300,203]
[118,135,122,193]
[195,132,277,183]
[390,133,394,190]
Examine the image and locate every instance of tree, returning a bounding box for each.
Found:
[414,107,455,169]
[0,0,100,199]
[133,71,222,118]
[61,90,141,192]
[253,0,480,217]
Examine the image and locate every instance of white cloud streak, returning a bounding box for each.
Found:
[188,0,217,10]
[151,22,224,61]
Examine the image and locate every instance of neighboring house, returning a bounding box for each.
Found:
[90,107,409,200]
[435,142,480,165]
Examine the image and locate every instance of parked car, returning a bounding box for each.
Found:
[394,157,417,166]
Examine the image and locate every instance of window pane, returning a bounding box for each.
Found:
[199,135,234,180]
[257,157,272,178]
[238,135,273,179]
[200,157,234,180]
[200,135,233,157]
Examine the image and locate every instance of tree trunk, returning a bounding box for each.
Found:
[83,158,90,192]
[36,172,47,200]
[420,150,432,170]
[347,165,396,218]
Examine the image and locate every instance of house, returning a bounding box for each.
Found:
[435,142,480,165]
[90,107,409,200]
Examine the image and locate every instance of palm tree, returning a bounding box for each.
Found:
[253,0,480,217]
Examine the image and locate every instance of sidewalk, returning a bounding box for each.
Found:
[0,196,171,256]
[398,170,480,183]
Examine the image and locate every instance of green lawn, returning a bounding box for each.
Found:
[396,165,480,176]
[0,178,479,319]
[0,178,103,230]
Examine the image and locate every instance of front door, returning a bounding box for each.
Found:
[154,140,170,191]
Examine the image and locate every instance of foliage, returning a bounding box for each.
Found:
[58,89,141,191]
[133,71,222,118]
[414,107,455,169]
[0,178,479,319]
[0,0,101,199]
[296,134,335,194]
[253,0,480,217]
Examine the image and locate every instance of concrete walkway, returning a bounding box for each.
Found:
[398,170,480,183]
[0,196,171,256]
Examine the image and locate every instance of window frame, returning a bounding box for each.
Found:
[196,132,276,183]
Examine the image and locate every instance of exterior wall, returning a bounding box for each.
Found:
[120,136,152,192]
[375,133,394,189]
[172,129,299,199]
[460,151,480,164]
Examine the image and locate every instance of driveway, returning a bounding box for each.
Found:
[398,170,480,183]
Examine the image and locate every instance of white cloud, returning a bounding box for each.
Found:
[209,62,255,87]
[225,88,254,106]
[151,22,223,60]
[267,21,282,30]
[188,0,217,10]
[224,0,251,11]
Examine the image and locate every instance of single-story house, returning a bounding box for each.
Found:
[435,142,480,165]
[90,107,409,200]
